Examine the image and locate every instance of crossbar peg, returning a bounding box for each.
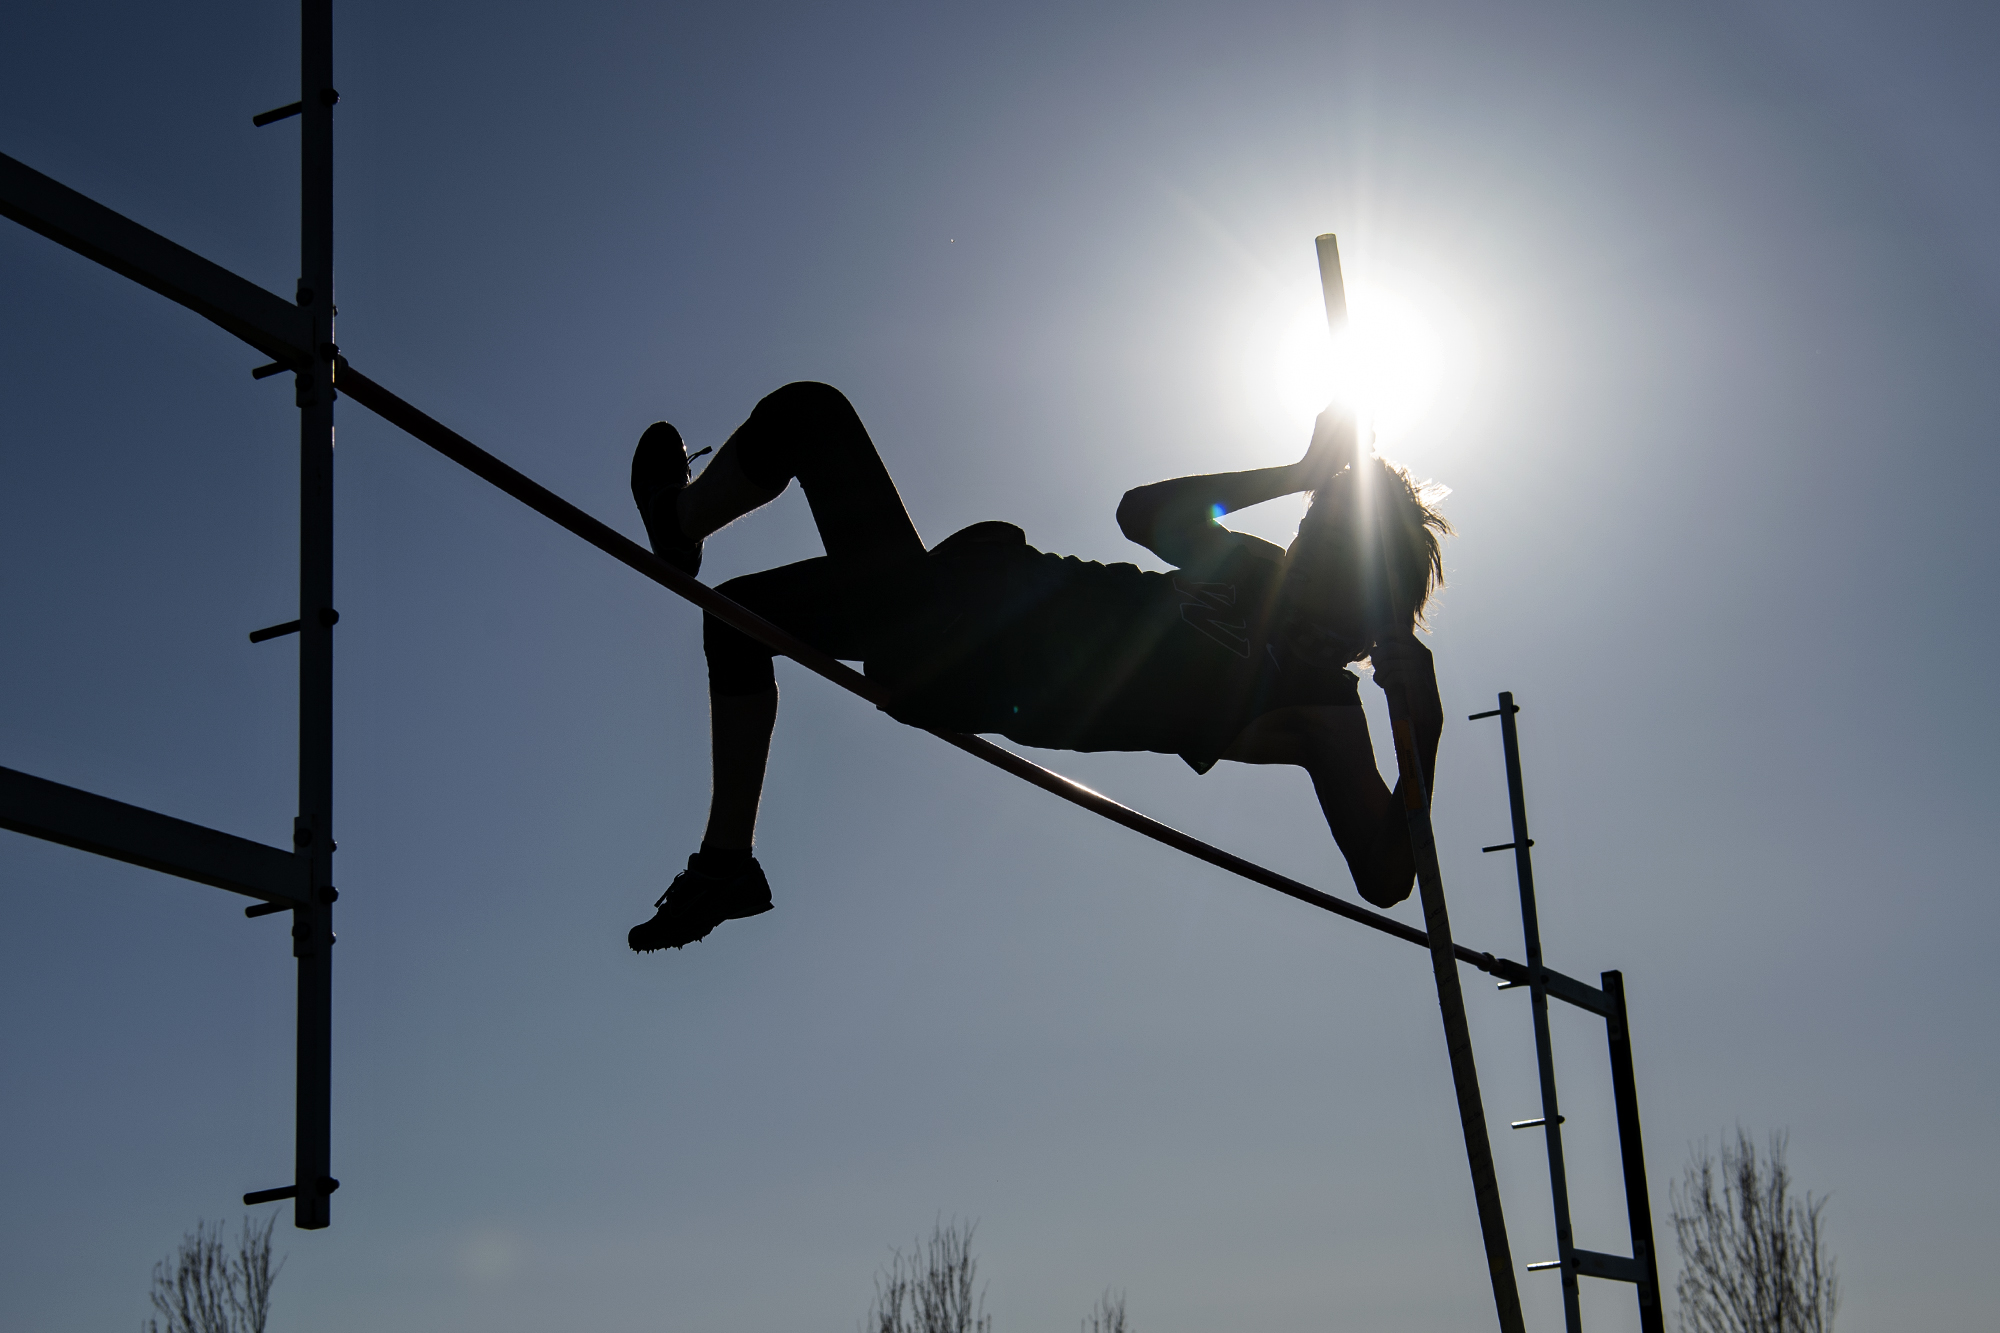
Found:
[249,620,300,643]
[243,1177,337,1206]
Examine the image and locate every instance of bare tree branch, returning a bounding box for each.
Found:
[1671,1130,1838,1333]
[865,1219,992,1333]
[862,1220,1136,1333]
[1083,1289,1130,1333]
[143,1214,284,1333]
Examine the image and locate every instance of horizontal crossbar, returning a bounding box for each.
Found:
[0,150,313,367]
[0,765,309,906]
[335,364,1529,977]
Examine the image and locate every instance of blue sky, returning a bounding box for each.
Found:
[3,2,1996,1329]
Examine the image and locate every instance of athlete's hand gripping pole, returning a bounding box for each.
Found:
[1316,234,1527,1333]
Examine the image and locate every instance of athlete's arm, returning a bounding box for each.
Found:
[1368,631,1443,811]
[1218,635,1440,908]
[1220,705,1414,905]
[1116,409,1356,567]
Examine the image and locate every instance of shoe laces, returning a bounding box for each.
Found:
[653,860,730,909]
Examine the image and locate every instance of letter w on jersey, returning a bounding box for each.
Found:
[1173,579,1250,657]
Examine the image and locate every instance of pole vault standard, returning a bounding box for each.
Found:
[1315,236,1526,1333]
[286,0,337,1233]
[0,5,339,1229]
[1479,694,1666,1333]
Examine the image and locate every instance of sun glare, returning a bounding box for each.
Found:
[1243,270,1465,455]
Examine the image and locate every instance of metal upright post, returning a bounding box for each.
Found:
[293,0,337,1231]
[1602,971,1664,1333]
[1316,234,1524,1333]
[1389,685,1526,1333]
[1493,692,1583,1333]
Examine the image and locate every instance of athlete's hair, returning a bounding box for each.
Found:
[1295,457,1452,633]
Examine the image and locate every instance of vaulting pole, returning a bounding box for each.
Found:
[1315,234,1525,1333]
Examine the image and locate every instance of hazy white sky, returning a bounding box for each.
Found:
[3,2,1996,1330]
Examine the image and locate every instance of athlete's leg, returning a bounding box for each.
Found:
[688,383,925,840]
[629,555,921,953]
[677,443,783,545]
[701,687,778,849]
[629,385,926,951]
[681,381,925,560]
[629,620,785,951]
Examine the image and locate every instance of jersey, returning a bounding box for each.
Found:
[866,522,1362,772]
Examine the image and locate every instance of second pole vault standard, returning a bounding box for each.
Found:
[1316,234,1526,1333]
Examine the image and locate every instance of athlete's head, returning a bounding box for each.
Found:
[1283,456,1451,646]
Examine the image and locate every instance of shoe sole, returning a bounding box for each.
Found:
[627,888,773,953]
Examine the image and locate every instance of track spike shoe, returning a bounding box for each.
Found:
[627,853,773,952]
[630,421,704,577]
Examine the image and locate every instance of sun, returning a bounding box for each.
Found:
[1244,270,1464,454]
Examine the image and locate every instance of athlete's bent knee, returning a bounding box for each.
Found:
[759,380,854,424]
